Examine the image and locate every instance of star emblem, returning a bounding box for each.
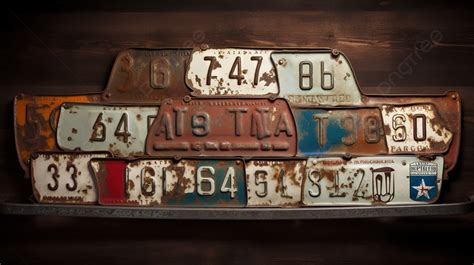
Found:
[411,179,435,199]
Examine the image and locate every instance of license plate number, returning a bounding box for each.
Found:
[57,103,159,156]
[31,152,109,204]
[146,98,297,157]
[90,158,246,207]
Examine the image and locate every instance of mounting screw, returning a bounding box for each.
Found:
[200,43,209,51]
[17,93,25,100]
[278,59,286,65]
[343,152,352,160]
[331,49,340,57]
[31,153,39,159]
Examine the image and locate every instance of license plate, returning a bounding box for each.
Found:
[245,159,305,207]
[186,49,278,96]
[57,103,159,156]
[31,152,110,204]
[382,104,453,154]
[14,94,100,171]
[89,158,246,207]
[302,156,443,205]
[146,98,297,157]
[102,49,192,103]
[294,108,387,156]
[271,51,363,106]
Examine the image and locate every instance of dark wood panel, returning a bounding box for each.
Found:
[0,1,473,264]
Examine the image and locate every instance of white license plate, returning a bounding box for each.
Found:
[382,104,453,154]
[31,152,109,204]
[186,48,278,96]
[57,103,159,156]
[245,160,305,207]
[303,156,443,206]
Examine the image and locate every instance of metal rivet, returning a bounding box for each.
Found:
[312,159,317,165]
[17,93,25,100]
[331,49,340,57]
[31,153,39,159]
[451,94,457,100]
[278,59,286,65]
[200,43,209,51]
[236,160,241,165]
[183,95,192,103]
[343,153,352,160]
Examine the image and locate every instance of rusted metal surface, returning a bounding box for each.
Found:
[186,48,278,96]
[57,103,159,157]
[245,159,305,207]
[102,49,192,103]
[30,152,109,204]
[364,91,461,180]
[381,104,452,154]
[302,156,444,206]
[89,158,246,207]
[14,94,102,173]
[293,108,387,157]
[146,98,297,157]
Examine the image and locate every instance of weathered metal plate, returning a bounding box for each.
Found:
[14,94,101,172]
[146,98,297,157]
[246,159,305,207]
[90,158,246,207]
[31,152,109,204]
[102,49,192,103]
[381,104,453,154]
[186,48,278,96]
[271,51,363,106]
[303,156,443,206]
[293,108,387,156]
[57,103,159,157]
[364,91,461,180]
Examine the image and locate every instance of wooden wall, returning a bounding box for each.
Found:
[0,1,473,264]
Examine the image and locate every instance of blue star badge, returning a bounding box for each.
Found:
[410,176,437,201]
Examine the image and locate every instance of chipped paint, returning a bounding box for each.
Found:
[302,156,444,206]
[246,159,305,207]
[57,103,159,157]
[186,48,278,96]
[271,51,363,106]
[31,152,109,204]
[90,158,246,207]
[381,104,453,154]
[146,98,297,157]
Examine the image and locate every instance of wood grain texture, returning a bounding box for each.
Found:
[0,1,473,264]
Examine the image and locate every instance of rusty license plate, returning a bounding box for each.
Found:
[303,156,444,205]
[31,152,110,204]
[57,103,159,156]
[245,159,305,207]
[89,158,246,207]
[146,98,296,157]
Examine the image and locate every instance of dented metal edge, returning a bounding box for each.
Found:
[0,197,472,220]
